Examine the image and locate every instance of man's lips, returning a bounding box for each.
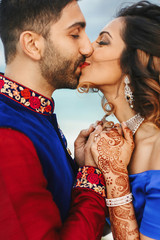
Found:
[79,62,90,69]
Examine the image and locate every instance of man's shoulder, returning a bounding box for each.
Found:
[0,96,26,124]
[0,95,44,127]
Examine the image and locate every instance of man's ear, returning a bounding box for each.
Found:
[19,31,44,60]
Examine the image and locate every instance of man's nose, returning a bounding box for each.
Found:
[79,35,94,57]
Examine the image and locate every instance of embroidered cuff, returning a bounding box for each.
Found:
[74,166,106,198]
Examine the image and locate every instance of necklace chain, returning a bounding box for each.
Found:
[124,113,145,135]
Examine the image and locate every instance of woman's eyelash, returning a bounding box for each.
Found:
[97,41,109,45]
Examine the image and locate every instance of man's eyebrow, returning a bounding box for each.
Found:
[67,21,86,30]
[99,31,112,39]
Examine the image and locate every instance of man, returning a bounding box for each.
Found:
[0,0,107,239]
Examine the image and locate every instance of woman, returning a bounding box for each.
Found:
[76,1,160,239]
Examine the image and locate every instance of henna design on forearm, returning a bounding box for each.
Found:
[106,176,113,186]
[109,207,139,240]
[115,175,130,196]
[109,208,129,240]
[95,129,139,239]
[113,205,135,221]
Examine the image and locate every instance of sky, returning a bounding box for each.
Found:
[0,0,159,155]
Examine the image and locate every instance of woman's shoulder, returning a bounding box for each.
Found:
[149,131,160,169]
[143,125,160,170]
[129,124,160,174]
[153,131,160,147]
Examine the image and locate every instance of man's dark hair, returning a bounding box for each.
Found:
[117,1,160,127]
[0,0,76,63]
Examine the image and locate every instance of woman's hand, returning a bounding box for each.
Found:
[90,123,134,175]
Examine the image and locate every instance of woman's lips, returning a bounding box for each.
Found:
[79,62,90,69]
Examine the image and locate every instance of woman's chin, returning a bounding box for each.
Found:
[79,70,98,87]
[79,70,92,82]
[79,77,90,86]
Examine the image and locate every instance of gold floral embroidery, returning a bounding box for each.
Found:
[74,166,106,198]
[0,75,54,115]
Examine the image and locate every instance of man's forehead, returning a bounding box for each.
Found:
[54,1,86,30]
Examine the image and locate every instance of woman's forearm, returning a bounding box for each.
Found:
[104,172,140,240]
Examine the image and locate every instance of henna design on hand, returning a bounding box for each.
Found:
[97,129,128,175]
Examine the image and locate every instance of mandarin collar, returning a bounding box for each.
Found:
[0,73,54,115]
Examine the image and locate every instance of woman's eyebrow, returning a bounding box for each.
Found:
[99,31,112,39]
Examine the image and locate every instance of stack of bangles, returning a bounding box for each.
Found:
[105,193,133,207]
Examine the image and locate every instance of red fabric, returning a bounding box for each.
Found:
[0,128,107,240]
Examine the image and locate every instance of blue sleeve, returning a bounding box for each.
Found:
[140,172,160,239]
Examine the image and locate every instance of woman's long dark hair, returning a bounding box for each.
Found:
[117,0,160,128]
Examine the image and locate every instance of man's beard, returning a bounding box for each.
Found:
[39,38,85,90]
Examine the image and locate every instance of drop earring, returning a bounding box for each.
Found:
[124,76,134,108]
